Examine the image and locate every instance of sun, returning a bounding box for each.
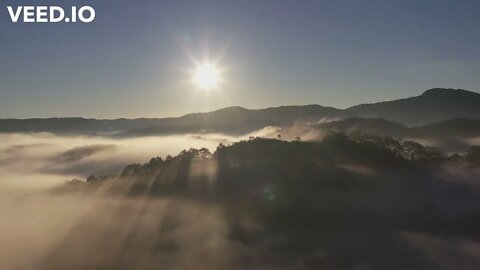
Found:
[193,62,221,90]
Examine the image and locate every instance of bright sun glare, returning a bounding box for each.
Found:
[193,63,221,90]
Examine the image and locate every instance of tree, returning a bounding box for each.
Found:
[466,146,480,165]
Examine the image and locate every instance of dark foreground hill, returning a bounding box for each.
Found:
[50,134,480,270]
[1,88,479,135]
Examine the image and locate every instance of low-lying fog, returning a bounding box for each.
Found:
[0,130,286,269]
[0,132,242,188]
[1,129,480,270]
[0,125,289,189]
[0,132,222,269]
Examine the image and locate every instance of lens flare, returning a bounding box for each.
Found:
[193,63,221,90]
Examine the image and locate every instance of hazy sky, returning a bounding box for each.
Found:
[1,0,479,118]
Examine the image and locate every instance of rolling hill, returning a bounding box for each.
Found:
[343,88,480,126]
[0,88,479,135]
[318,117,480,140]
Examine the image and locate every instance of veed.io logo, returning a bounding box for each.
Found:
[6,5,95,23]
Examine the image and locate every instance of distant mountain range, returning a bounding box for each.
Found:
[343,88,480,125]
[318,117,480,139]
[1,88,479,136]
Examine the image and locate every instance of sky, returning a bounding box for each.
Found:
[0,0,479,118]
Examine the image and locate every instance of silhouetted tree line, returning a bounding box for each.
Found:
[66,132,480,269]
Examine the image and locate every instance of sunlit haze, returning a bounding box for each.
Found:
[0,0,479,118]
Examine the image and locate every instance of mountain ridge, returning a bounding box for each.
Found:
[343,88,480,126]
[0,88,479,135]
